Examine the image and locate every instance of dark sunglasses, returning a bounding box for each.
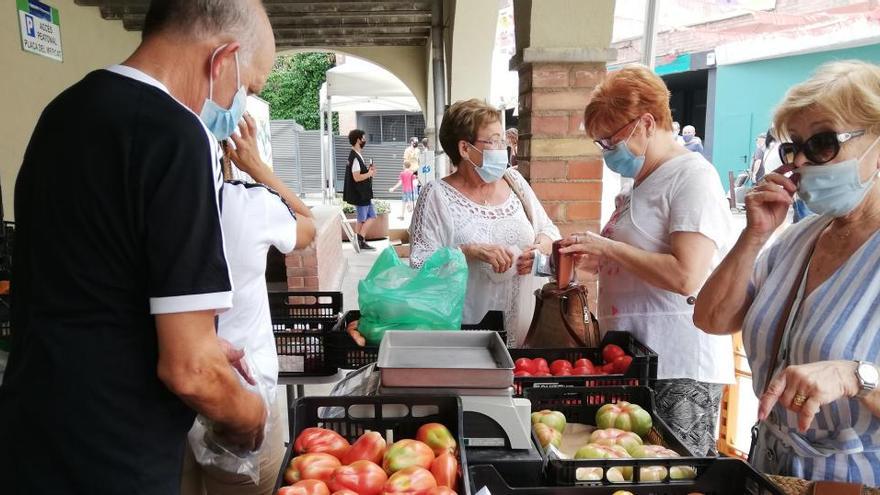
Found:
[779,130,865,166]
[594,118,640,151]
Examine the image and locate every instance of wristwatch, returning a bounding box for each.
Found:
[855,361,879,398]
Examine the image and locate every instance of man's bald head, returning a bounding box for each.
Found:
[142,0,272,67]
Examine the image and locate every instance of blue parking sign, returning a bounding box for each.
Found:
[24,13,35,38]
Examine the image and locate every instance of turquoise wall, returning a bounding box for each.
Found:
[711,44,880,185]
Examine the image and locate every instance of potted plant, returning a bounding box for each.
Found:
[341,200,391,241]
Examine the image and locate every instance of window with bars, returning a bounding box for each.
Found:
[362,115,382,143]
[357,112,426,144]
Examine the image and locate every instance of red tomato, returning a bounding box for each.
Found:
[294,428,351,460]
[602,344,626,364]
[574,358,595,370]
[430,452,458,488]
[553,368,572,377]
[383,439,435,474]
[549,360,572,375]
[514,358,534,372]
[285,453,341,484]
[415,423,457,457]
[613,355,633,374]
[383,466,437,495]
[514,370,532,377]
[532,358,550,372]
[342,431,386,465]
[328,460,387,495]
[570,366,591,376]
[278,479,330,495]
[331,491,359,495]
[573,360,596,375]
[533,371,553,377]
[427,488,458,495]
[601,363,617,374]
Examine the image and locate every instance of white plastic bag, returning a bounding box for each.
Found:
[187,352,272,485]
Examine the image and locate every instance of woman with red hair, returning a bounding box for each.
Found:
[561,65,735,456]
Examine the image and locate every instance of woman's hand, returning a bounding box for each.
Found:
[559,232,615,258]
[516,245,540,275]
[227,113,270,181]
[464,244,514,273]
[516,236,555,276]
[744,164,796,241]
[758,360,860,433]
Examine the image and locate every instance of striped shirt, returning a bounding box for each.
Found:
[744,215,880,484]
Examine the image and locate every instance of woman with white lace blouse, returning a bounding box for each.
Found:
[409,99,561,347]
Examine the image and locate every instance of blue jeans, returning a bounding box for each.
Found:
[355,203,376,223]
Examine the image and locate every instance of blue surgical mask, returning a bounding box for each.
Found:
[467,144,508,183]
[602,122,645,178]
[683,134,694,143]
[797,136,880,217]
[200,47,247,140]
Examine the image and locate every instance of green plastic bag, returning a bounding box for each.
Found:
[357,247,468,345]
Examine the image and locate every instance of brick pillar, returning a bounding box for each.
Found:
[283,209,346,293]
[517,62,606,236]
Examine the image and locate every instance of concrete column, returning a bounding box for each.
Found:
[512,0,616,236]
[448,0,498,102]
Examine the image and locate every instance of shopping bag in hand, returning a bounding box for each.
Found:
[358,247,468,344]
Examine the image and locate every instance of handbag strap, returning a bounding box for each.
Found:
[761,227,825,396]
[749,231,821,462]
[554,285,600,347]
[504,170,534,225]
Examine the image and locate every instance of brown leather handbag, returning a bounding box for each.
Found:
[809,481,866,495]
[522,283,600,348]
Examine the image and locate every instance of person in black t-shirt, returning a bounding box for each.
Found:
[343,129,377,251]
[0,1,275,494]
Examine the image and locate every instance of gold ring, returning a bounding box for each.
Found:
[792,392,808,407]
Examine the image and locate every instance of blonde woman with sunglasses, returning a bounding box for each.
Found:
[695,60,880,485]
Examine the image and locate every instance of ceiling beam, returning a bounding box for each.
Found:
[278,39,428,48]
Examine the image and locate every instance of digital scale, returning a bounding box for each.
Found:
[329,331,547,485]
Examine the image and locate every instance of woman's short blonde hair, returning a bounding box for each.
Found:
[773,60,880,139]
[583,64,673,139]
[439,99,501,165]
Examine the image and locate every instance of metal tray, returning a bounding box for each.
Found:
[379,385,516,397]
[377,331,514,388]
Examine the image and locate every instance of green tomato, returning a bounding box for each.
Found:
[532,423,562,449]
[589,428,643,452]
[595,401,653,437]
[574,443,632,481]
[530,410,566,433]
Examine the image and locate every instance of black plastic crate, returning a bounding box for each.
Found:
[509,331,658,396]
[276,395,470,494]
[469,458,784,495]
[326,310,506,370]
[269,291,342,377]
[525,386,698,486]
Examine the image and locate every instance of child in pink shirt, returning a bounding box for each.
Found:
[389,164,417,218]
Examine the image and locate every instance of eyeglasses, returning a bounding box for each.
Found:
[779,130,865,166]
[594,118,640,151]
[473,138,509,150]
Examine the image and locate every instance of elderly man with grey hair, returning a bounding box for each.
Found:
[682,124,705,154]
[0,1,275,493]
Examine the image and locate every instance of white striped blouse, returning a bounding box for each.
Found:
[744,215,880,484]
